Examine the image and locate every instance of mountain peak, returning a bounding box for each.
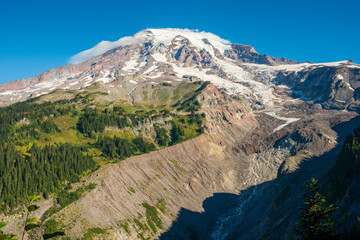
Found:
[2,27,359,109]
[70,28,232,64]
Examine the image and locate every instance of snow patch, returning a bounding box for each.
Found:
[172,63,275,107]
[146,72,163,79]
[138,60,147,68]
[143,65,158,75]
[243,60,360,74]
[265,112,300,132]
[343,81,354,91]
[123,56,140,72]
[0,91,18,95]
[129,80,137,84]
[151,53,167,63]
[96,70,113,83]
[69,81,80,86]
[336,74,344,80]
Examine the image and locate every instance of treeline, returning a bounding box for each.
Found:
[15,119,61,141]
[96,136,156,159]
[0,143,95,211]
[155,113,205,147]
[169,122,185,145]
[0,99,74,141]
[77,107,167,137]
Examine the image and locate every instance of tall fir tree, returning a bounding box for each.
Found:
[297,178,339,240]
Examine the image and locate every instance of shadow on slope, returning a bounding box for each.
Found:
[159,115,360,240]
[158,193,238,240]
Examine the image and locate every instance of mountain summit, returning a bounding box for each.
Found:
[70,28,233,64]
[1,28,359,111]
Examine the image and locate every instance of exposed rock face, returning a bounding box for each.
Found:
[224,44,298,65]
[276,65,360,110]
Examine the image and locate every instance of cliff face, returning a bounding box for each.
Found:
[225,44,298,65]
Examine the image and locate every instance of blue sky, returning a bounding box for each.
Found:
[0,0,359,84]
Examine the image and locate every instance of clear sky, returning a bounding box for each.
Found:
[0,0,359,84]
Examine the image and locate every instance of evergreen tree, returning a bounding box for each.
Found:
[0,143,95,210]
[155,125,170,147]
[297,178,339,240]
[169,122,184,145]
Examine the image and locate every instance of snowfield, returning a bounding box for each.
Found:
[69,28,232,64]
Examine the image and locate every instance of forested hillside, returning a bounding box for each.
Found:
[0,81,207,212]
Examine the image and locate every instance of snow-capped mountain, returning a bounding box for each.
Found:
[2,28,360,240]
[1,28,359,111]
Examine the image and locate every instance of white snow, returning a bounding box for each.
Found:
[315,60,360,68]
[69,81,80,86]
[141,64,164,78]
[138,60,147,68]
[265,112,300,132]
[96,70,113,83]
[35,81,55,89]
[146,72,163,79]
[123,57,139,72]
[129,80,137,84]
[151,53,167,63]
[215,58,252,81]
[345,82,354,91]
[138,28,232,56]
[173,64,253,97]
[172,63,276,107]
[0,91,18,95]
[143,65,158,75]
[336,74,344,80]
[243,60,360,74]
[69,28,232,64]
